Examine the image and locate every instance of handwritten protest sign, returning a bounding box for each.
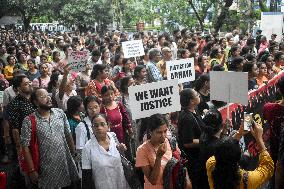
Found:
[0,91,3,103]
[166,58,195,84]
[210,71,248,105]
[68,50,90,72]
[122,40,145,58]
[128,79,180,120]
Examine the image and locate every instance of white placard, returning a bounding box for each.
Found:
[166,58,195,84]
[260,12,284,42]
[68,50,90,72]
[122,40,145,58]
[129,79,181,120]
[210,71,248,105]
[0,91,3,104]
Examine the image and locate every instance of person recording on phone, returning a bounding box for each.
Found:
[206,121,274,189]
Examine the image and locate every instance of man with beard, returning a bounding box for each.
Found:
[21,88,79,189]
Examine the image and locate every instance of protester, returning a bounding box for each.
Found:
[21,88,79,189]
[85,64,119,100]
[178,88,205,187]
[206,122,274,189]
[1,25,282,189]
[136,114,191,189]
[32,63,50,89]
[82,113,129,189]
[100,85,132,143]
[263,77,284,189]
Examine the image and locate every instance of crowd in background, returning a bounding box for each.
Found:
[0,27,283,189]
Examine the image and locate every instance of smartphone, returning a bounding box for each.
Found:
[244,112,253,131]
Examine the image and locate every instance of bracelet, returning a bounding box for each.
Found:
[259,148,267,154]
[28,169,35,174]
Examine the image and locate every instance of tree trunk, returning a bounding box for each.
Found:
[213,0,233,32]
[23,16,32,31]
[188,0,204,31]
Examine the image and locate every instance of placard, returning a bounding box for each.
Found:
[122,40,145,58]
[68,50,90,72]
[128,79,181,120]
[210,71,248,105]
[166,58,195,84]
[0,91,3,104]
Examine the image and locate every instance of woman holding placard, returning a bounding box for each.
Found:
[178,88,205,187]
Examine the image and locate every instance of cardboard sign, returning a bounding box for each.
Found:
[68,50,90,72]
[210,71,248,105]
[0,91,3,104]
[122,40,145,58]
[166,58,195,84]
[128,79,181,120]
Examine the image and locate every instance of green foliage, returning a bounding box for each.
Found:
[59,0,112,31]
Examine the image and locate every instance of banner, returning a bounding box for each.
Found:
[219,71,284,169]
[68,50,89,72]
[210,71,248,105]
[122,40,145,58]
[166,58,195,84]
[128,79,181,120]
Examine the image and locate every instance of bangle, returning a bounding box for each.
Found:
[28,169,35,174]
[259,148,267,154]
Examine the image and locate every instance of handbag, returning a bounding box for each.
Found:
[19,114,40,174]
[111,132,143,189]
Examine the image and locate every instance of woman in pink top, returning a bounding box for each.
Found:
[135,114,192,189]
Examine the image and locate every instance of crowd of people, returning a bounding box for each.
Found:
[0,27,283,189]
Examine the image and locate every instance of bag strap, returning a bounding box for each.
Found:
[29,114,37,144]
[83,120,91,140]
[243,171,248,189]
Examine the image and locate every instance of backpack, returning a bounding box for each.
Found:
[163,137,188,189]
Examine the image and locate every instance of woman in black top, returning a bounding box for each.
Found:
[197,110,223,189]
[194,74,210,115]
[178,88,205,188]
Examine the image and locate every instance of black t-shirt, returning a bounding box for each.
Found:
[197,135,219,189]
[177,109,204,161]
[197,92,210,115]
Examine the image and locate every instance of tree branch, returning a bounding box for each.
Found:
[188,0,204,31]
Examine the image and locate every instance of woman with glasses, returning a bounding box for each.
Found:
[81,113,130,189]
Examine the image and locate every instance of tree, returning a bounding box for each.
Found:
[9,0,48,30]
[59,0,112,33]
[188,0,214,31]
[212,0,233,32]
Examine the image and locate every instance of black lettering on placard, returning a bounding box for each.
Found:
[140,97,173,111]
[135,91,148,101]
[149,87,174,98]
[180,64,184,69]
[172,70,192,79]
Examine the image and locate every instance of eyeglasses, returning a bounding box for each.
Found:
[92,122,107,128]
[39,94,51,99]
